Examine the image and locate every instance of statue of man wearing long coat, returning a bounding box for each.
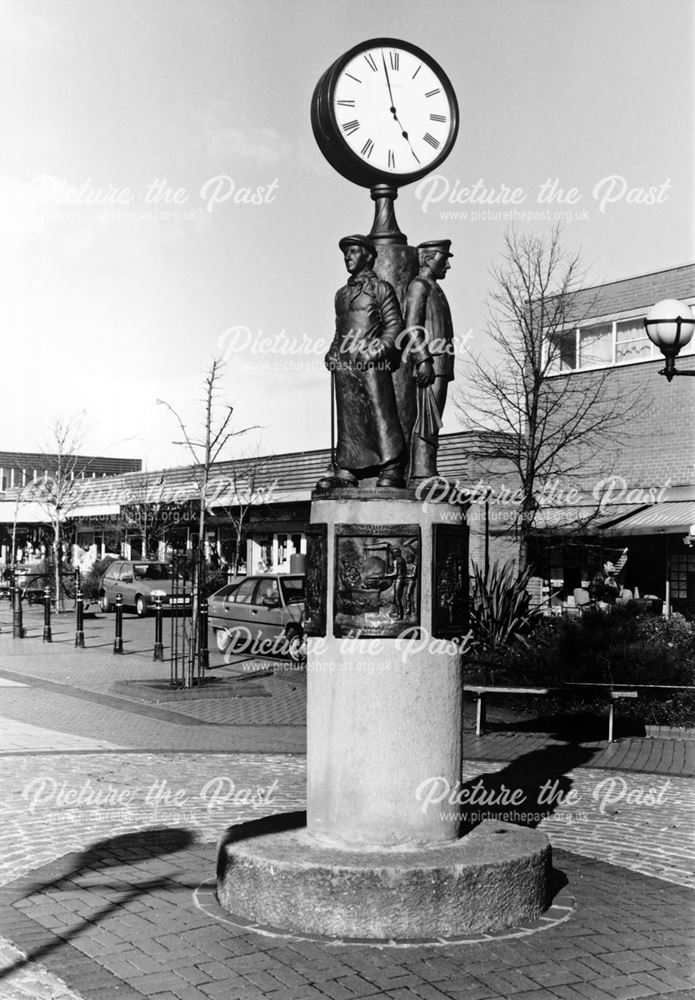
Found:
[321,235,406,488]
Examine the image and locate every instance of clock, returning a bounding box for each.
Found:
[311,38,459,188]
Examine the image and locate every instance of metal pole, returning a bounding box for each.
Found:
[12,569,24,639]
[199,597,209,673]
[330,370,336,471]
[43,584,52,642]
[113,592,123,654]
[75,585,85,648]
[153,595,164,661]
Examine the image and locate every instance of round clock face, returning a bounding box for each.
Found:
[312,38,458,187]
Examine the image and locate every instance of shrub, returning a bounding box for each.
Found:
[477,605,695,728]
[81,556,119,600]
[469,559,542,651]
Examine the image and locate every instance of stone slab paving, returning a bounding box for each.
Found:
[0,744,693,999]
[0,625,693,999]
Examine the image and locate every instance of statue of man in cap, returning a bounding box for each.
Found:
[320,235,406,489]
[401,239,455,484]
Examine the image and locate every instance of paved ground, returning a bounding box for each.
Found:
[0,604,693,1000]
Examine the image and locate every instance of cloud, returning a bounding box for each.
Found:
[201,102,294,167]
[207,124,294,167]
[0,3,54,49]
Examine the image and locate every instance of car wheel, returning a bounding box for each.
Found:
[215,628,231,652]
[135,595,148,618]
[100,593,112,613]
[286,626,306,664]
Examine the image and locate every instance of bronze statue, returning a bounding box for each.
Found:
[402,239,455,484]
[320,235,406,489]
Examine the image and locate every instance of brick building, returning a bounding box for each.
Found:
[0,451,141,492]
[531,262,695,613]
[0,434,515,576]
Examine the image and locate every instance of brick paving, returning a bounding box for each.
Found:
[0,612,693,999]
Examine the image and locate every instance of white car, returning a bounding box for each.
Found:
[207,574,305,662]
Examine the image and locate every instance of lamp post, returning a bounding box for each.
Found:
[644,298,695,621]
[644,298,695,380]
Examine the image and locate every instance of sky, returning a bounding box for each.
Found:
[2,0,693,470]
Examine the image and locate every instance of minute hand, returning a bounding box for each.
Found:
[381,53,420,163]
[381,51,397,113]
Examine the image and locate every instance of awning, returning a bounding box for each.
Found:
[70,503,122,519]
[0,501,50,524]
[600,501,695,536]
[531,503,645,534]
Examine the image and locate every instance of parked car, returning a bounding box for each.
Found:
[99,560,191,617]
[207,574,305,662]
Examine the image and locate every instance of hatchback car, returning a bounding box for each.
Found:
[99,560,191,617]
[207,574,305,662]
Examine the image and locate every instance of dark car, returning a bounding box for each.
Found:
[207,574,305,662]
[99,560,191,617]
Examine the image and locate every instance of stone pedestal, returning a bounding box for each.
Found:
[217,818,550,940]
[217,486,552,940]
[307,490,463,848]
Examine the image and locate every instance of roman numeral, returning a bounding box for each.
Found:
[337,99,355,107]
[387,150,395,169]
[412,64,422,78]
[360,138,374,158]
[430,114,447,122]
[389,51,399,70]
[425,88,441,98]
[364,53,378,72]
[423,132,440,149]
[342,120,360,135]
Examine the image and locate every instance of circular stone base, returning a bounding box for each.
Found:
[217,816,551,940]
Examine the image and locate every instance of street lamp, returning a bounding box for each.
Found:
[644,298,695,381]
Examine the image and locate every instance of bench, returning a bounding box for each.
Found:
[464,685,639,742]
[464,686,559,737]
[608,690,638,742]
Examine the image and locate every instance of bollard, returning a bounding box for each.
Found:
[113,592,123,654]
[43,585,52,642]
[153,595,164,661]
[12,570,24,639]
[199,597,209,672]
[74,586,85,648]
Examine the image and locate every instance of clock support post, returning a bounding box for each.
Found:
[369,183,407,245]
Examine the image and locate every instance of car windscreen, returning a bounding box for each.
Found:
[133,563,171,581]
[280,577,305,604]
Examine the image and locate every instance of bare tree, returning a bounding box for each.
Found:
[210,448,277,576]
[120,472,188,559]
[157,358,257,685]
[27,415,88,612]
[458,227,638,570]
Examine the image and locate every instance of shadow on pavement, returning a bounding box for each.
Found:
[0,826,196,983]
[490,711,646,740]
[216,809,307,881]
[458,736,596,835]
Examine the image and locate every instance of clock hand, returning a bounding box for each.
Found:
[379,51,421,164]
[381,50,397,115]
[394,120,420,163]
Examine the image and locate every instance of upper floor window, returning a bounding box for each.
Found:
[547,305,695,374]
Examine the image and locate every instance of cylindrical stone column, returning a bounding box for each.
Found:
[307,493,466,849]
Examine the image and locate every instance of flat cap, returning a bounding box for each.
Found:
[338,234,376,254]
[417,239,453,257]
